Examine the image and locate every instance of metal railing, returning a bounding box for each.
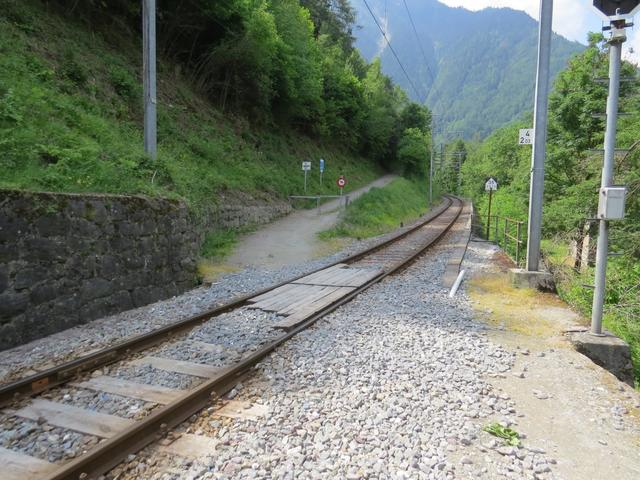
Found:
[288,195,351,213]
[472,213,526,267]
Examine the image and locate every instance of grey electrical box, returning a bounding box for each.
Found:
[597,186,627,220]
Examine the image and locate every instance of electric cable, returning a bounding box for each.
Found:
[361,0,424,102]
[401,0,436,87]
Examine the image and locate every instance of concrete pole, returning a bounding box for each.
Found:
[591,25,625,336]
[143,0,157,160]
[525,0,553,272]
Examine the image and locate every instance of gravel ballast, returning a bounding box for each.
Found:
[113,228,560,480]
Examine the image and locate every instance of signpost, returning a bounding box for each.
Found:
[589,0,638,336]
[319,158,325,186]
[485,177,498,239]
[519,129,534,145]
[302,161,311,193]
[337,175,346,196]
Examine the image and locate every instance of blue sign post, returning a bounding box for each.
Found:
[319,158,325,186]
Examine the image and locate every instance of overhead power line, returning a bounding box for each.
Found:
[361,0,424,103]
[401,0,436,87]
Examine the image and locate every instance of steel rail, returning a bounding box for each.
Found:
[43,197,464,480]
[0,198,454,406]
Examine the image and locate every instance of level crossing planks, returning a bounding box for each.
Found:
[11,399,133,438]
[293,266,382,287]
[274,286,356,330]
[72,376,182,405]
[0,446,58,480]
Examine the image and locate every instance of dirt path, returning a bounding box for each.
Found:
[225,174,398,269]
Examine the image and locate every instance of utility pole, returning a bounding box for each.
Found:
[525,0,553,272]
[591,17,628,335]
[143,0,157,160]
[589,2,640,335]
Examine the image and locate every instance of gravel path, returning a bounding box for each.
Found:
[110,226,564,480]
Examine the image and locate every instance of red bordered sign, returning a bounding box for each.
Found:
[336,176,347,188]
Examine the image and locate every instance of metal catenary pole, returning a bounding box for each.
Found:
[591,20,626,336]
[486,189,493,240]
[429,116,436,206]
[143,0,157,160]
[525,0,553,272]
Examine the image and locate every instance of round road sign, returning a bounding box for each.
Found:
[337,176,346,188]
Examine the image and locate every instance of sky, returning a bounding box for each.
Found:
[438,0,640,63]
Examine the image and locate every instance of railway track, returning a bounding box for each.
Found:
[0,196,467,480]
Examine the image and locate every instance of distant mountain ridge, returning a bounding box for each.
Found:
[352,0,585,138]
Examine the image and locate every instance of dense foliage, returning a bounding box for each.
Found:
[460,34,640,383]
[0,0,431,207]
[354,0,583,138]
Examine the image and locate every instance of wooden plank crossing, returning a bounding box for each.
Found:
[0,446,58,480]
[129,356,220,378]
[72,376,182,405]
[12,399,133,438]
[293,266,382,287]
[274,286,355,330]
[249,284,323,312]
[247,265,383,331]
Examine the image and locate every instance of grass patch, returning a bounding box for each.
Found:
[320,178,430,240]
[483,423,521,447]
[201,229,242,260]
[542,239,640,388]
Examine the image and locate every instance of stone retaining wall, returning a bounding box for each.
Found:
[0,190,200,350]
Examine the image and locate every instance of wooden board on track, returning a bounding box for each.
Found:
[12,399,133,438]
[294,267,382,287]
[72,376,182,405]
[276,286,342,316]
[249,284,324,312]
[287,263,348,285]
[0,446,58,480]
[274,286,355,330]
[129,356,220,378]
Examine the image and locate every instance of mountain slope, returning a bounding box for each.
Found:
[353,0,584,138]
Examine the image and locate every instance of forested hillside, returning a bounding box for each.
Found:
[353,0,584,138]
[458,34,640,382]
[0,0,431,214]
